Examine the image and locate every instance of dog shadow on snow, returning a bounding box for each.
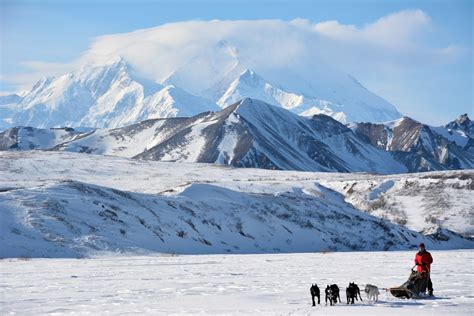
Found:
[322,297,450,309]
[351,300,424,308]
[380,296,451,308]
[307,300,422,308]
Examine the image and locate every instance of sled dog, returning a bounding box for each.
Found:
[365,284,379,302]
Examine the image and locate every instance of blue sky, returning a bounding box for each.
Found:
[1,0,472,124]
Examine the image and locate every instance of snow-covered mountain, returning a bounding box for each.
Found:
[134,99,406,173]
[0,58,218,129]
[1,20,404,129]
[0,62,401,129]
[445,114,474,137]
[351,115,474,172]
[214,69,398,123]
[1,151,472,258]
[433,114,474,154]
[1,99,407,174]
[2,99,472,174]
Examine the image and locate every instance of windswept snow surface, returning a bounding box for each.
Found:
[1,250,473,315]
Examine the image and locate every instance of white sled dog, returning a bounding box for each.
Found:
[365,284,379,302]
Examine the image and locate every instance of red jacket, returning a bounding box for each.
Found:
[415,250,433,272]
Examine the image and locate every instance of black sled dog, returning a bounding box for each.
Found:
[346,282,363,304]
[310,284,320,306]
[325,284,341,305]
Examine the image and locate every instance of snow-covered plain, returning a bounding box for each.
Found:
[1,250,473,315]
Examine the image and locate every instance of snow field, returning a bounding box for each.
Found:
[1,250,472,315]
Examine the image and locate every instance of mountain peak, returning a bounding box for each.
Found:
[0,56,217,129]
[446,113,473,134]
[384,116,421,129]
[234,97,282,117]
[235,69,265,86]
[240,69,254,76]
[79,56,129,76]
[456,113,471,125]
[238,97,257,105]
[90,55,127,68]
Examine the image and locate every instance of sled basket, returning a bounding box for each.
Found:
[389,287,416,299]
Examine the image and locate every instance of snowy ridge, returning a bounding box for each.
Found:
[46,98,406,173]
[433,114,473,153]
[1,99,472,174]
[351,116,474,172]
[1,151,472,258]
[231,99,406,173]
[217,69,351,122]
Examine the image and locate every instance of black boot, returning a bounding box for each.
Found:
[427,274,433,296]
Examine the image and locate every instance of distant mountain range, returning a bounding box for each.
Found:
[0,50,401,130]
[1,98,472,173]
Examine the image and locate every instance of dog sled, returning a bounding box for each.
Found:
[389,266,431,299]
[310,264,434,306]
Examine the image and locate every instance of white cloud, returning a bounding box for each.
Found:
[359,9,430,47]
[311,20,358,41]
[309,10,431,50]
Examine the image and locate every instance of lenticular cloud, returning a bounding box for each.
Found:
[76,12,438,91]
